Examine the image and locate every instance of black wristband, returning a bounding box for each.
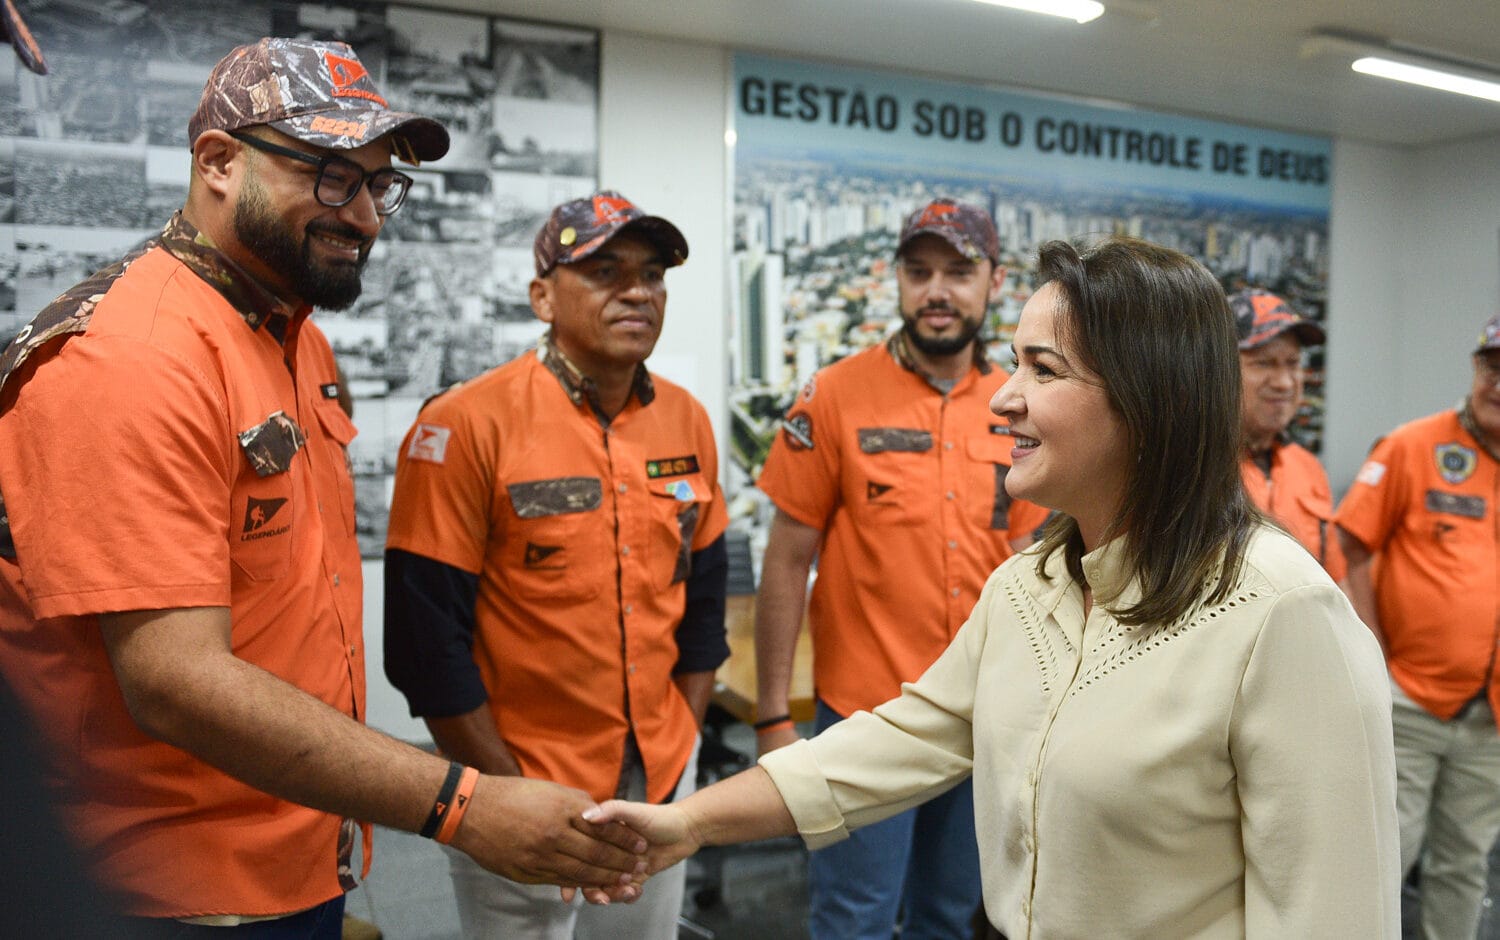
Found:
[420,761,464,839]
[752,713,792,731]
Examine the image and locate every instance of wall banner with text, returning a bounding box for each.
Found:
[728,51,1332,542]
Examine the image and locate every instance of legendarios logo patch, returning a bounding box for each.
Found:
[241,496,290,541]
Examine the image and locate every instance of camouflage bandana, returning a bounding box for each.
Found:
[157,213,301,334]
[538,332,655,414]
[1459,399,1500,464]
[886,330,992,382]
[188,38,448,164]
[896,199,1000,265]
[0,213,299,407]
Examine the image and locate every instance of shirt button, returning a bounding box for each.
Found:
[944,441,954,450]
[621,545,631,556]
[1024,834,1035,852]
[1021,899,1030,917]
[950,587,960,597]
[332,574,340,586]
[618,483,628,494]
[349,644,357,657]
[624,604,634,615]
[947,540,958,549]
[628,664,637,675]
[945,491,955,500]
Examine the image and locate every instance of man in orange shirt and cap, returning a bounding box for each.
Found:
[1230,289,1344,580]
[753,199,1046,940]
[1337,312,1500,939]
[0,39,643,937]
[385,191,729,939]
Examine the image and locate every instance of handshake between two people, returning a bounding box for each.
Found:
[563,766,795,905]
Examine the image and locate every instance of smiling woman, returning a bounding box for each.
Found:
[589,235,1402,940]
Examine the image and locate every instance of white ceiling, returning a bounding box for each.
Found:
[435,0,1500,148]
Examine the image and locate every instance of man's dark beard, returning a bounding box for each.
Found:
[901,307,985,356]
[233,177,369,310]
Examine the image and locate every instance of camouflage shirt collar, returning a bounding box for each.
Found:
[1459,398,1500,463]
[158,212,303,336]
[538,332,656,411]
[886,330,992,385]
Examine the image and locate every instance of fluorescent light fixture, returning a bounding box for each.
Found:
[1303,28,1500,104]
[1351,56,1500,104]
[971,0,1105,25]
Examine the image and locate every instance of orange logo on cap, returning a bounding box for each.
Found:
[593,194,634,224]
[323,50,387,106]
[915,202,957,228]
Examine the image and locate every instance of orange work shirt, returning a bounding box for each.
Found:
[1336,408,1500,723]
[755,337,1049,717]
[1241,438,1346,581]
[0,215,364,918]
[386,345,728,803]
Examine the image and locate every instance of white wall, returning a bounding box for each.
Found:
[1324,138,1412,493]
[602,31,732,446]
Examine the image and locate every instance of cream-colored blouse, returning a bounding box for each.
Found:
[759,525,1398,938]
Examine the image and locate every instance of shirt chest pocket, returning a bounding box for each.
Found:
[506,476,606,602]
[966,434,1015,531]
[646,473,712,587]
[848,427,932,528]
[230,411,304,583]
[312,401,358,537]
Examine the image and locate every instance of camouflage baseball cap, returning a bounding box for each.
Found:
[2,0,46,75]
[187,38,448,165]
[1229,289,1326,350]
[897,199,999,265]
[1475,313,1500,354]
[533,191,689,277]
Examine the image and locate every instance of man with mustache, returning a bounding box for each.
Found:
[384,192,730,938]
[753,199,1047,940]
[0,39,645,937]
[1230,289,1345,579]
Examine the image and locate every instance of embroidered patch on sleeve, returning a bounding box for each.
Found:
[782,412,813,451]
[407,423,452,464]
[1355,460,1386,487]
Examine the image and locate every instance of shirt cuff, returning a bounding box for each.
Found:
[757,739,851,850]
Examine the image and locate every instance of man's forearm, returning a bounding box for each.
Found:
[673,670,717,728]
[427,702,524,777]
[101,607,648,890]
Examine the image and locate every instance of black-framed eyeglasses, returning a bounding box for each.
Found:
[230,131,413,216]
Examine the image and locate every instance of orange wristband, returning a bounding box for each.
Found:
[754,718,795,735]
[434,766,480,845]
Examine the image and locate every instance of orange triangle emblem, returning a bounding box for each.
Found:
[323,51,369,90]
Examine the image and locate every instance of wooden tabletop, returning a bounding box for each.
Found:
[713,594,816,725]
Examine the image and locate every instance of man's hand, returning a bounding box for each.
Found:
[583,799,703,877]
[755,724,801,759]
[449,775,649,901]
